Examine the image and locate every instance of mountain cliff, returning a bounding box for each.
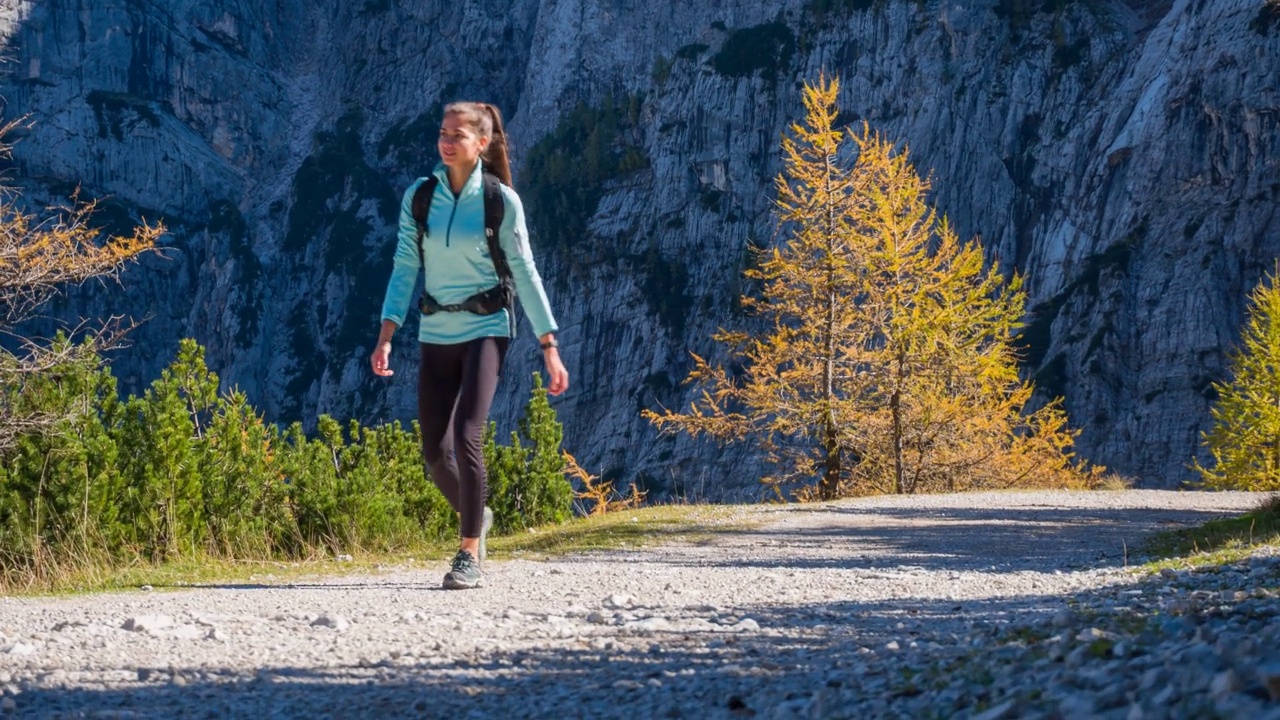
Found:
[1,0,1276,496]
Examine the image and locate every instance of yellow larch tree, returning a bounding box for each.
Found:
[644,75,1095,499]
[1194,265,1280,491]
[0,123,162,451]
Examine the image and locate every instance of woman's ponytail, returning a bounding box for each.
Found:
[481,103,513,188]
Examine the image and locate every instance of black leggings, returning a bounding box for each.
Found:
[418,337,509,539]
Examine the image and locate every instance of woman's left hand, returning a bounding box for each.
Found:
[543,347,569,396]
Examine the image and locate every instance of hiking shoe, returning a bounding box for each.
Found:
[479,506,494,561]
[442,550,482,590]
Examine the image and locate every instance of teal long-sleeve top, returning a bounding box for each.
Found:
[380,161,559,343]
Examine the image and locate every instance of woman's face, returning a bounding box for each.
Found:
[438,113,489,173]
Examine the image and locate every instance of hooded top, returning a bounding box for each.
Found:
[380,160,558,343]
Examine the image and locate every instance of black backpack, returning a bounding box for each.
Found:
[411,172,516,333]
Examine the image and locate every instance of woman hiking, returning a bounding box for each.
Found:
[370,101,568,590]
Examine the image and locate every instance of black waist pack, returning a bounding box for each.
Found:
[419,281,513,316]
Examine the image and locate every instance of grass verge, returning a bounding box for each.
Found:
[1140,493,1280,570]
[2,504,757,598]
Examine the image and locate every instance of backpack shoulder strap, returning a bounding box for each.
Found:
[481,173,511,281]
[410,176,439,268]
[481,172,518,336]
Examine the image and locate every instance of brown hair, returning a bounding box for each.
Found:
[443,101,513,187]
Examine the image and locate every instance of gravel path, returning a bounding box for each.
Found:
[2,490,1279,719]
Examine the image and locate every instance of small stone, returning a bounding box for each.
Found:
[335,554,353,562]
[1076,627,1115,642]
[1,698,14,714]
[884,641,900,651]
[136,668,155,682]
[973,699,1017,720]
[139,585,153,592]
[1066,645,1091,668]
[1139,668,1166,691]
[5,643,34,656]
[1053,610,1075,628]
[1151,684,1179,707]
[206,628,227,642]
[1059,693,1096,716]
[310,614,349,631]
[586,611,608,625]
[122,616,173,633]
[604,594,634,610]
[1258,662,1280,702]
[1210,669,1243,698]
[626,617,671,633]
[613,679,642,690]
[733,619,760,633]
[1159,568,1177,579]
[163,625,202,640]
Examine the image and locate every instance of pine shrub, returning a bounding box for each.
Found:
[0,340,575,588]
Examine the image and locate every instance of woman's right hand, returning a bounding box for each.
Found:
[370,341,393,377]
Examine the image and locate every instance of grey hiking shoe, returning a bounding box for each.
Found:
[479,506,494,561]
[442,550,482,590]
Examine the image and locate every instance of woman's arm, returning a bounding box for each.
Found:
[499,186,568,395]
[379,180,427,327]
[497,186,558,338]
[371,181,425,377]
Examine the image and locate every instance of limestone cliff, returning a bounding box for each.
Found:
[1,0,1276,496]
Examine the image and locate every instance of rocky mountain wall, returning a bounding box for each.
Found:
[1,0,1276,496]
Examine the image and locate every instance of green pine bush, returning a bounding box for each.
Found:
[0,340,575,589]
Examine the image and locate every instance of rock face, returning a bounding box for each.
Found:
[0,0,1276,496]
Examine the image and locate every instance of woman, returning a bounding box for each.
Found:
[371,101,568,590]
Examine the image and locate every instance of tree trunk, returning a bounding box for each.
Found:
[892,352,906,494]
[821,412,841,500]
[819,139,840,501]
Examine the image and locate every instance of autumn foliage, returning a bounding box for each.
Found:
[645,75,1098,499]
[0,124,162,453]
[1194,267,1280,491]
[566,451,646,516]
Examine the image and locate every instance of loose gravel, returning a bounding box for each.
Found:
[1,490,1278,719]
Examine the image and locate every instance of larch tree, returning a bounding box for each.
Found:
[644,75,1094,500]
[0,124,162,453]
[1194,266,1280,491]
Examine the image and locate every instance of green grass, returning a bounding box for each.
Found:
[5,505,755,597]
[1140,494,1280,570]
[491,504,750,558]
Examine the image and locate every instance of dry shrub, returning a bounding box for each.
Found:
[565,451,646,516]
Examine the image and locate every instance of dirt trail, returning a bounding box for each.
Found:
[0,490,1269,719]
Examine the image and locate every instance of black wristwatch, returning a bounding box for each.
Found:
[540,338,559,350]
